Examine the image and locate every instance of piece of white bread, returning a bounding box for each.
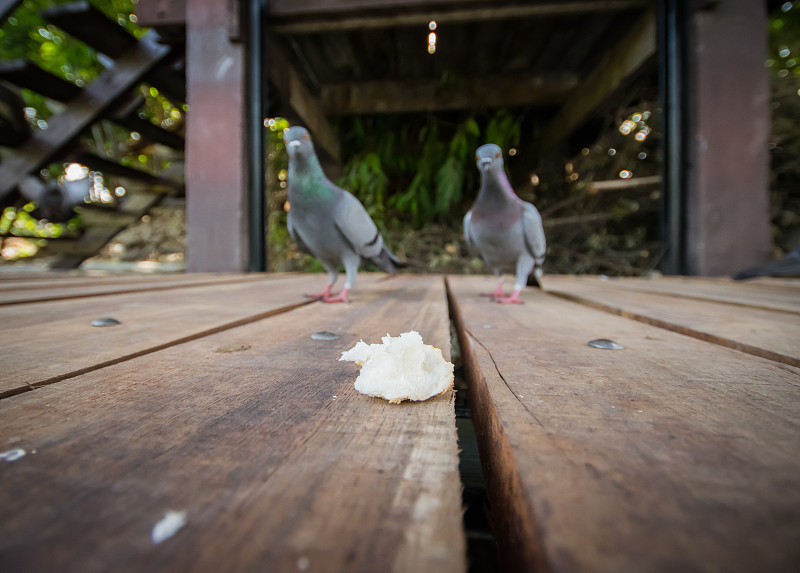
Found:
[339,331,454,404]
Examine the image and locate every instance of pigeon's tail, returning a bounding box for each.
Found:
[371,246,406,274]
[526,266,544,289]
[733,249,800,280]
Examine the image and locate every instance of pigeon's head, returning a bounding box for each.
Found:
[284,126,315,158]
[475,144,504,173]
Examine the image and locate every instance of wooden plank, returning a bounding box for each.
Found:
[534,6,656,155]
[0,272,262,292]
[73,151,178,187]
[0,273,265,305]
[135,0,186,27]
[269,0,647,33]
[109,96,185,150]
[542,276,800,367]
[321,73,578,115]
[545,275,800,315]
[0,273,354,396]
[0,32,173,202]
[447,275,800,573]
[0,275,465,572]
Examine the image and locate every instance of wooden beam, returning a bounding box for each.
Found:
[270,0,647,32]
[321,72,579,115]
[268,38,341,163]
[584,174,661,193]
[685,0,770,275]
[534,6,656,156]
[185,0,249,272]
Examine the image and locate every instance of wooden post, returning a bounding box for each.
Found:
[685,0,770,275]
[185,0,249,272]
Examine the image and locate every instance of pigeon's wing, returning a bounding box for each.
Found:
[522,202,546,265]
[463,210,478,254]
[61,177,91,207]
[333,189,384,260]
[287,211,312,255]
[17,176,47,204]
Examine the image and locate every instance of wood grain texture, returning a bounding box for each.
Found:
[544,275,800,314]
[0,274,267,305]
[448,275,800,573]
[542,276,800,367]
[0,272,258,292]
[0,275,465,572]
[0,274,375,396]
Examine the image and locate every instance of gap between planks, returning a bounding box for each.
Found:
[445,275,800,572]
[445,277,548,572]
[544,289,800,369]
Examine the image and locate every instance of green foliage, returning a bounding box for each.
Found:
[484,110,520,152]
[0,0,140,120]
[341,151,389,227]
[0,1,185,261]
[767,2,800,255]
[339,111,516,229]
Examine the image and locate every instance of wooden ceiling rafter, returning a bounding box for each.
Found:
[534,6,657,155]
[268,0,651,34]
[321,72,580,115]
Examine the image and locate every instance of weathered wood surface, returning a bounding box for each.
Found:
[0,273,267,305]
[0,274,465,572]
[0,274,383,396]
[0,271,248,291]
[543,275,800,367]
[447,275,800,573]
[544,274,800,314]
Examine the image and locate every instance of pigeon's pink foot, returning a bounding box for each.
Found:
[480,281,506,299]
[306,284,333,300]
[323,288,349,304]
[495,289,524,304]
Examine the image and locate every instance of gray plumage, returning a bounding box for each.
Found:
[464,143,546,303]
[18,175,91,223]
[284,125,400,303]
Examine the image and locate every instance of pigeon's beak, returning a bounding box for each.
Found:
[478,157,492,170]
[287,140,301,151]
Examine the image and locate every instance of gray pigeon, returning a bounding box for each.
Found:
[464,143,546,304]
[18,174,91,223]
[284,126,401,303]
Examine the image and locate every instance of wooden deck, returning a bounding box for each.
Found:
[0,272,798,572]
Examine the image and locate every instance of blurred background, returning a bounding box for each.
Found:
[0,0,796,277]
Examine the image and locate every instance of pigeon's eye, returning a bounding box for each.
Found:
[495,152,501,159]
[304,133,310,141]
[475,155,479,161]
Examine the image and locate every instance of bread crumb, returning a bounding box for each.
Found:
[339,331,454,403]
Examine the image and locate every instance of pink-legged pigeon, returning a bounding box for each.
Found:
[464,143,546,304]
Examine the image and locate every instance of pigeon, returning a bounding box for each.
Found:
[463,143,546,304]
[733,248,800,280]
[17,175,91,223]
[284,126,402,303]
